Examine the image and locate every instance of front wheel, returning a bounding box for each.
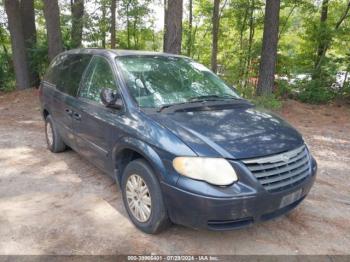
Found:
[121,159,170,234]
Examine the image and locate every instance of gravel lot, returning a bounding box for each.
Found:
[0,89,349,255]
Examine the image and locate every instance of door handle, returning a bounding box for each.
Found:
[73,112,81,121]
[65,108,73,116]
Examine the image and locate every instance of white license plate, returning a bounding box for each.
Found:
[279,189,302,208]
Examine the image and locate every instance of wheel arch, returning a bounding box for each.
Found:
[42,108,50,119]
[112,137,167,186]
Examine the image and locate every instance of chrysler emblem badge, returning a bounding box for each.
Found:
[280,154,290,162]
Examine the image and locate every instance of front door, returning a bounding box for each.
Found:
[72,55,124,173]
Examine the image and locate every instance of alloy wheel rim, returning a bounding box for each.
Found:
[46,121,53,147]
[126,174,152,222]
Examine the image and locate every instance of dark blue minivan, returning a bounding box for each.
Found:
[40,49,317,234]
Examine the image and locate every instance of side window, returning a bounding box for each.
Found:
[56,54,92,96]
[79,56,117,103]
[44,54,66,85]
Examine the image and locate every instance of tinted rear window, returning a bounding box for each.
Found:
[44,54,92,96]
[58,54,92,96]
[44,55,66,86]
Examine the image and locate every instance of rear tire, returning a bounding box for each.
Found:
[45,115,66,153]
[121,159,170,234]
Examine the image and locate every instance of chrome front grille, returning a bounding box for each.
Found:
[242,145,311,192]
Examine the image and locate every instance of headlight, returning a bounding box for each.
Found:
[172,157,238,186]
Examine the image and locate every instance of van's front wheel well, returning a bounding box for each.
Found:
[43,109,49,119]
[115,148,143,183]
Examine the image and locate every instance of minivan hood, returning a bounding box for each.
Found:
[146,105,304,159]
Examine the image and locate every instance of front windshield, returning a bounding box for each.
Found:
[116,56,240,108]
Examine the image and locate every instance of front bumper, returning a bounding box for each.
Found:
[161,157,317,230]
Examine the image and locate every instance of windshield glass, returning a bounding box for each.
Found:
[116,56,240,108]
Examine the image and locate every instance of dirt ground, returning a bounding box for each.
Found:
[0,88,349,255]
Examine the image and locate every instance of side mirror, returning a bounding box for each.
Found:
[100,88,123,110]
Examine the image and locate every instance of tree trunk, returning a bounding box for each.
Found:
[211,0,220,73]
[238,4,248,85]
[244,0,255,88]
[163,0,183,54]
[126,1,131,49]
[43,0,64,61]
[4,0,31,89]
[314,0,328,72]
[163,0,167,51]
[101,4,106,48]
[20,0,40,87]
[133,18,137,48]
[256,0,280,96]
[110,0,117,49]
[191,24,198,57]
[71,0,84,48]
[186,0,192,57]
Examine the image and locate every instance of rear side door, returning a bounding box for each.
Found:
[48,54,92,149]
[73,55,124,174]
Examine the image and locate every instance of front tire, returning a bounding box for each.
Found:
[45,115,66,153]
[121,159,170,234]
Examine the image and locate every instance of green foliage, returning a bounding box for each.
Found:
[0,52,15,92]
[236,81,283,110]
[27,40,49,78]
[236,83,255,99]
[342,81,350,100]
[250,94,283,110]
[275,79,292,99]
[0,24,14,92]
[1,0,350,103]
[296,55,339,103]
[117,0,155,50]
[298,78,336,104]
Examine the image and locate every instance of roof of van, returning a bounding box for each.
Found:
[63,48,186,58]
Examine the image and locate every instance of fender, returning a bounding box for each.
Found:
[112,136,169,185]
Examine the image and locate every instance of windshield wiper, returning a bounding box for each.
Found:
[157,102,191,112]
[157,100,209,112]
[188,94,240,102]
[157,95,241,112]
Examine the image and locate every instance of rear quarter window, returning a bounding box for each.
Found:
[43,54,66,86]
[56,54,92,96]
